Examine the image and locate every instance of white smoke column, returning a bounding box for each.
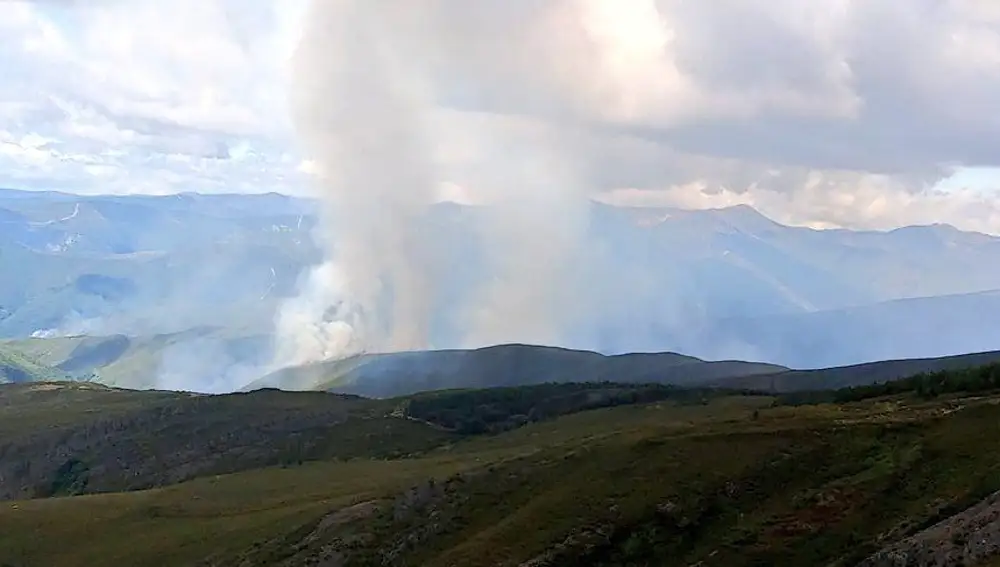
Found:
[271,1,613,372]
[458,120,592,349]
[272,0,439,367]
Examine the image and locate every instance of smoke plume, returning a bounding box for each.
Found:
[456,127,590,349]
[271,0,589,368]
[271,1,449,367]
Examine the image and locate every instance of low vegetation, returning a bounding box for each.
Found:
[3,364,1000,566]
[403,382,757,434]
[779,361,1000,405]
[839,361,1000,400]
[0,383,454,500]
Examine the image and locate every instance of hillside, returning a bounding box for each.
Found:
[2,327,272,391]
[250,343,788,396]
[717,349,1000,393]
[0,382,451,501]
[0,344,69,384]
[4,372,1000,565]
[0,379,731,501]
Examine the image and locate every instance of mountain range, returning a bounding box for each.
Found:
[3,187,1000,391]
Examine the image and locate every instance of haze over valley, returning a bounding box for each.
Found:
[5,188,1000,392]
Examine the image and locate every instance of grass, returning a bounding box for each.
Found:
[2,327,271,389]
[0,383,463,501]
[3,389,1000,566]
[3,334,179,387]
[1,336,85,368]
[0,382,187,438]
[0,382,760,500]
[0,395,763,566]
[0,344,70,384]
[0,459,471,567]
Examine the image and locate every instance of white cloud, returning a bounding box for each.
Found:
[598,178,1000,235]
[1,0,999,230]
[0,0,304,194]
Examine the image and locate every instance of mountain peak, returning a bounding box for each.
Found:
[702,203,776,227]
[712,203,759,215]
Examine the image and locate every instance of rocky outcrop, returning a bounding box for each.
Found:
[857,491,1000,567]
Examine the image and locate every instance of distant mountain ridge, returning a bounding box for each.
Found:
[4,186,1000,382]
[686,288,1000,368]
[712,349,1000,393]
[246,342,1000,398]
[248,343,788,396]
[0,189,320,341]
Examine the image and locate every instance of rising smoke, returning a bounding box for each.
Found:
[272,1,439,367]
[455,127,591,350]
[271,1,590,368]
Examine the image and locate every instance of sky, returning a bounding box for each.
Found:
[2,0,1000,233]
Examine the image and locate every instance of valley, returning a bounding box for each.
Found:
[6,189,1000,387]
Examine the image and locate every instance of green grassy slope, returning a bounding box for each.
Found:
[3,333,180,386]
[3,381,1000,566]
[0,381,179,436]
[0,382,455,501]
[2,327,270,388]
[0,344,69,383]
[0,381,741,501]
